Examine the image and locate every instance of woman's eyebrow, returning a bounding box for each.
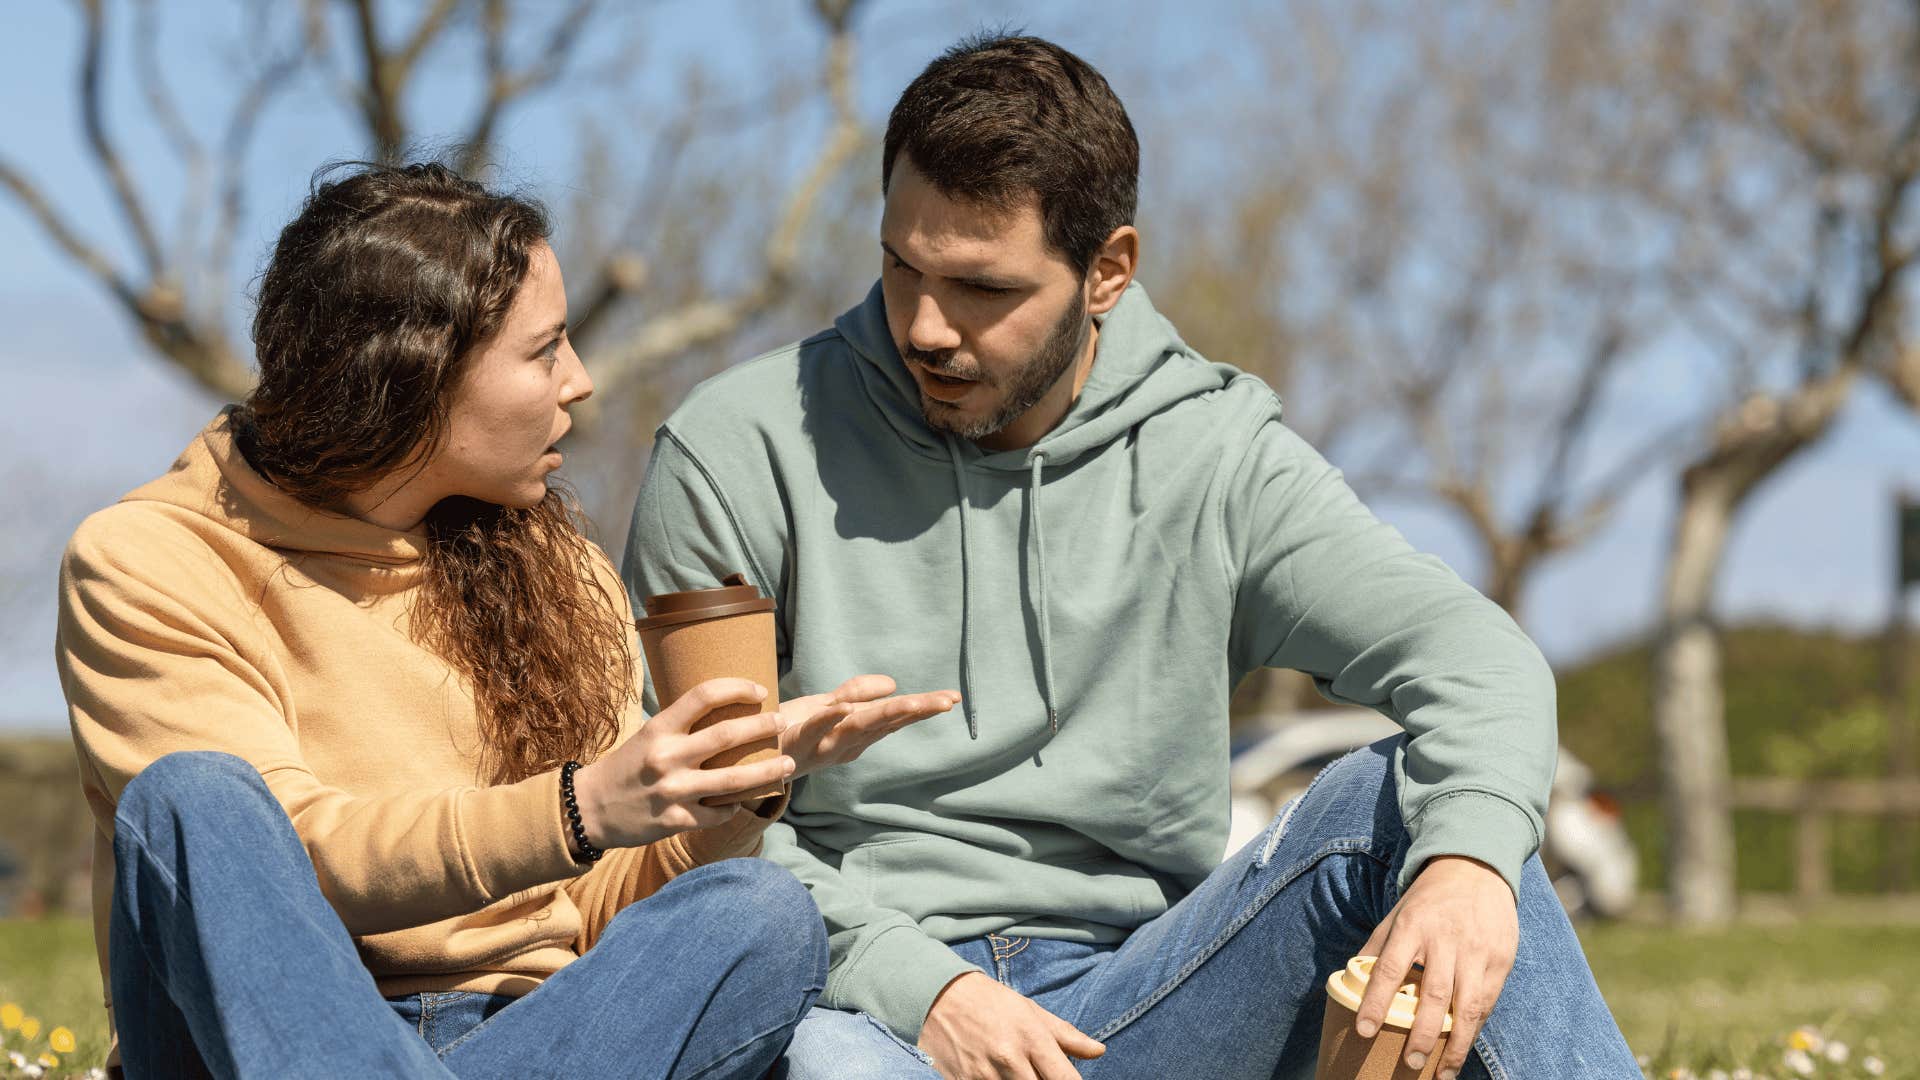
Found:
[526,320,568,348]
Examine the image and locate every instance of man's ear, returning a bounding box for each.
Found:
[1087,225,1140,316]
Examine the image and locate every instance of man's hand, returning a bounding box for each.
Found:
[918,971,1105,1080]
[777,675,960,779]
[1356,855,1517,1080]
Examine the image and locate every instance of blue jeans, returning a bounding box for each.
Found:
[779,737,1640,1079]
[110,751,827,1079]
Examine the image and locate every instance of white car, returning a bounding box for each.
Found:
[1226,710,1638,919]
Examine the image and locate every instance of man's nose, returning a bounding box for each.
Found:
[907,292,962,354]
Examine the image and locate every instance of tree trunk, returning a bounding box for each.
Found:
[1651,476,1740,923]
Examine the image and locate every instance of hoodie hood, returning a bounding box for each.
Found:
[126,408,428,575]
[832,281,1237,742]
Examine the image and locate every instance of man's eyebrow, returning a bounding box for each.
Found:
[880,241,1021,290]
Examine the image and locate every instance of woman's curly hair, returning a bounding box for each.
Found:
[233,161,631,784]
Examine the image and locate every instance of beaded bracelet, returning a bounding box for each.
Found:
[559,760,602,864]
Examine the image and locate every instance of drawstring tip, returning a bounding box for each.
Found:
[1047,708,1058,737]
[965,710,979,740]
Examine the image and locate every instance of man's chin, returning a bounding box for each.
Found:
[919,395,1001,441]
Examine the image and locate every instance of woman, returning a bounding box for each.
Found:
[55,162,957,1078]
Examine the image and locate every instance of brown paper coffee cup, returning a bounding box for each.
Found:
[1316,955,1452,1079]
[636,573,784,805]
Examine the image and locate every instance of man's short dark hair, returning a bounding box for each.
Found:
[883,33,1138,274]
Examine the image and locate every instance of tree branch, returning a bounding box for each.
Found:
[78,0,166,276]
[586,0,867,399]
[457,0,598,175]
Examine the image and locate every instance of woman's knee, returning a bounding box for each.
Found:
[640,858,827,985]
[115,751,268,831]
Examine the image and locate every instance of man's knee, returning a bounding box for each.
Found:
[779,1008,939,1080]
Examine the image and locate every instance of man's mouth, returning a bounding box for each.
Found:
[915,362,979,402]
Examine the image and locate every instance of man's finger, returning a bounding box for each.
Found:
[1357,928,1420,1038]
[1359,903,1397,961]
[838,693,960,747]
[829,673,897,704]
[1403,947,1454,1071]
[1049,1015,1105,1061]
[1030,1038,1088,1080]
[1438,969,1489,1079]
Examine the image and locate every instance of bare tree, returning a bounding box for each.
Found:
[1553,0,1920,922]
[0,0,865,417]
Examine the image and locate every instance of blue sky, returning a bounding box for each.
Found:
[4,1,1919,729]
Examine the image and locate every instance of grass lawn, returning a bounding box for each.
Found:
[1,912,1915,1078]
[1583,915,1916,1078]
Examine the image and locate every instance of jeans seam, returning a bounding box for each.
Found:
[680,1023,799,1080]
[1474,1033,1510,1080]
[1086,837,1389,1043]
[433,998,493,1058]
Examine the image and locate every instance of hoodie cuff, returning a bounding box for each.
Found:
[456,768,585,900]
[829,924,984,1043]
[1397,789,1540,900]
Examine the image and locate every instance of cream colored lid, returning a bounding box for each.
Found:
[1324,955,1454,1033]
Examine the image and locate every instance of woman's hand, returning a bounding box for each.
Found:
[778,674,960,779]
[570,677,794,850]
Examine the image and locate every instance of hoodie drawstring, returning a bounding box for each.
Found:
[1028,453,1060,738]
[946,438,980,739]
[945,442,1061,743]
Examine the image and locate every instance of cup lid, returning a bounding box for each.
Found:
[636,573,776,630]
[1325,956,1453,1033]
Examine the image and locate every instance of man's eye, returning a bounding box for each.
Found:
[889,255,918,275]
[970,283,1013,297]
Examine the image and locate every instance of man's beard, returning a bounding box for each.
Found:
[902,289,1090,442]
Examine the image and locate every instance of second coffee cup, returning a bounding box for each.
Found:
[636,573,786,806]
[1316,955,1452,1079]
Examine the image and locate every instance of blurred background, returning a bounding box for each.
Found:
[2,1,1917,1076]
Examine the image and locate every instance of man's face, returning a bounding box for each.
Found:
[879,159,1091,443]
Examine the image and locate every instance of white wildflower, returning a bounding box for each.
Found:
[1864,1056,1886,1077]
[1822,1041,1848,1064]
[1782,1047,1816,1077]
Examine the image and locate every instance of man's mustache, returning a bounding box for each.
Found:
[901,345,986,382]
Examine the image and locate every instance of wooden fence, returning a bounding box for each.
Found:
[1728,777,1920,902]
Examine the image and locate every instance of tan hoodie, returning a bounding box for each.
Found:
[56,410,784,1050]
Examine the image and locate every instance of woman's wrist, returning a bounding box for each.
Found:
[562,760,610,861]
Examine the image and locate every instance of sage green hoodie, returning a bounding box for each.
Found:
[623,281,1557,1041]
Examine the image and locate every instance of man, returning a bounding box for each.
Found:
[625,33,1637,1080]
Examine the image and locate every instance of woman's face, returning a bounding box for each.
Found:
[430,241,591,510]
